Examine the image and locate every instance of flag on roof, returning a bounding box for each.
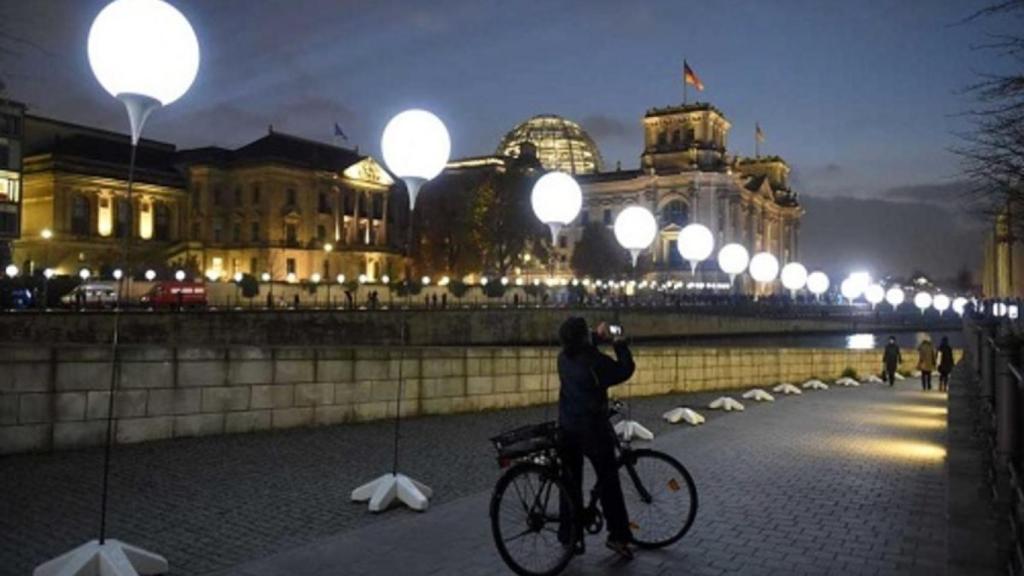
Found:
[755,123,765,143]
[683,61,704,91]
[333,122,348,141]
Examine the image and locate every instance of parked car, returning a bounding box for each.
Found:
[2,287,33,310]
[140,281,208,309]
[60,282,118,309]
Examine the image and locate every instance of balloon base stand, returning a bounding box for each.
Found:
[34,539,167,576]
[351,473,432,512]
[614,419,654,441]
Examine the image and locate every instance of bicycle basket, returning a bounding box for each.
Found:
[490,421,560,464]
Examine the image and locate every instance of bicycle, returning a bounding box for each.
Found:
[488,401,698,576]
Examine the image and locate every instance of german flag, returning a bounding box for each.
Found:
[683,61,704,91]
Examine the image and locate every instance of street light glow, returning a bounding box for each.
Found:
[43,268,55,279]
[40,228,53,240]
[175,270,186,282]
[112,268,124,280]
[261,272,271,282]
[4,264,17,278]
[336,274,346,284]
[145,269,156,281]
[79,268,91,281]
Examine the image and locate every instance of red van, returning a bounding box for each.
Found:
[140,281,208,309]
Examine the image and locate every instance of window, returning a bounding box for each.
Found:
[318,192,331,214]
[72,195,90,235]
[251,222,260,242]
[252,184,261,204]
[685,128,695,143]
[286,223,297,246]
[155,203,171,241]
[372,195,383,219]
[671,130,680,144]
[661,200,688,227]
[343,191,354,216]
[286,188,297,206]
[115,198,131,238]
[213,219,223,243]
[603,209,611,226]
[286,258,296,274]
[317,224,326,241]
[232,222,241,243]
[657,131,667,146]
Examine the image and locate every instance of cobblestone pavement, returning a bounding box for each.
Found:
[1,379,947,576]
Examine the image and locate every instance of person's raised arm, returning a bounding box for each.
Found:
[593,340,635,389]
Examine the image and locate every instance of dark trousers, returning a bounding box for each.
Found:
[885,367,896,386]
[560,428,632,543]
[939,370,950,392]
[921,371,932,391]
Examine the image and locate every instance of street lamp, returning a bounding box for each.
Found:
[717,243,749,286]
[677,223,714,274]
[914,291,932,315]
[780,262,808,299]
[112,268,124,281]
[613,206,657,267]
[175,270,186,282]
[4,264,16,279]
[43,268,55,280]
[531,171,582,246]
[144,269,156,281]
[79,268,91,281]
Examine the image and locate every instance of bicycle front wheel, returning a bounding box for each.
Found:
[490,462,578,576]
[619,449,698,549]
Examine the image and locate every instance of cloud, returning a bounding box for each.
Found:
[798,194,985,281]
[580,114,631,141]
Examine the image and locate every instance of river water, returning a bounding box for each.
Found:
[667,329,965,350]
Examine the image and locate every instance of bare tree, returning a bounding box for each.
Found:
[955,1,1024,232]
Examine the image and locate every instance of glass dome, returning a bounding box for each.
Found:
[497,114,604,175]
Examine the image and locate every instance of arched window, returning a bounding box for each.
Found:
[71,195,90,235]
[154,203,171,241]
[661,200,688,227]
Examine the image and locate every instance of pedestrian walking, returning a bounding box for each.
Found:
[882,336,901,386]
[938,336,954,393]
[918,337,937,391]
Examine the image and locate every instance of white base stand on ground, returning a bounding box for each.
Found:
[742,388,775,402]
[773,383,802,395]
[894,372,906,381]
[34,539,168,576]
[351,473,433,513]
[865,374,883,384]
[662,407,705,425]
[802,379,829,390]
[835,377,860,387]
[911,370,922,378]
[615,420,655,441]
[709,397,745,411]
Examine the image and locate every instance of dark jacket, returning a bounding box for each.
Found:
[883,343,902,371]
[938,343,955,374]
[558,341,635,434]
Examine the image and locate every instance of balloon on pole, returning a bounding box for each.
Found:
[780,262,808,298]
[885,287,904,309]
[864,283,885,309]
[913,292,932,315]
[613,206,657,268]
[932,293,950,315]
[677,223,714,274]
[380,109,451,210]
[748,252,779,283]
[806,271,829,300]
[717,243,749,285]
[531,171,582,245]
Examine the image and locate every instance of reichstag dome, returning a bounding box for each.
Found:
[497,114,604,175]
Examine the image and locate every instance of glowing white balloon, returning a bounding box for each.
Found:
[913,292,932,314]
[952,296,967,316]
[531,171,582,244]
[145,269,156,281]
[994,302,1008,317]
[749,252,779,283]
[175,270,186,282]
[780,262,808,293]
[864,283,885,308]
[933,294,950,315]
[717,243,749,283]
[806,271,829,297]
[677,223,714,273]
[840,277,863,302]
[613,206,657,267]
[381,109,451,210]
[4,264,17,278]
[885,287,904,308]
[88,0,200,107]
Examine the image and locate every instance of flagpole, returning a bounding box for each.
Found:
[755,126,760,159]
[683,59,688,105]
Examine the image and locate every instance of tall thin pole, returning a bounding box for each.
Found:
[392,196,415,475]
[683,59,689,106]
[99,139,137,544]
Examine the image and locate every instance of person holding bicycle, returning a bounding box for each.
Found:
[557,316,635,560]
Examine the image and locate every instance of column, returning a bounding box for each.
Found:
[380,192,388,246]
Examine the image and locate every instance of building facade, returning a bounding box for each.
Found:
[13,110,403,282]
[562,102,802,283]
[0,99,26,265]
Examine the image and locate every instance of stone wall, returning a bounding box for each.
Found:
[0,344,944,455]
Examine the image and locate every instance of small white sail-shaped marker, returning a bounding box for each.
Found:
[865,374,883,384]
[741,388,775,402]
[615,420,655,441]
[894,372,906,381]
[709,396,745,411]
[835,377,860,387]
[773,383,803,395]
[912,370,922,378]
[662,407,705,426]
[802,379,829,390]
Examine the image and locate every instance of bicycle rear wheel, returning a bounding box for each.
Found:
[619,449,698,549]
[490,462,579,576]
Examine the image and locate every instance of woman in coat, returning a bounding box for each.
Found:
[937,336,955,393]
[557,316,636,560]
[918,338,937,391]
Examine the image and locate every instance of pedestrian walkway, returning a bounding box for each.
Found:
[231,379,948,576]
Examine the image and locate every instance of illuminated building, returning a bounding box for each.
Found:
[0,99,26,265]
[497,115,603,175]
